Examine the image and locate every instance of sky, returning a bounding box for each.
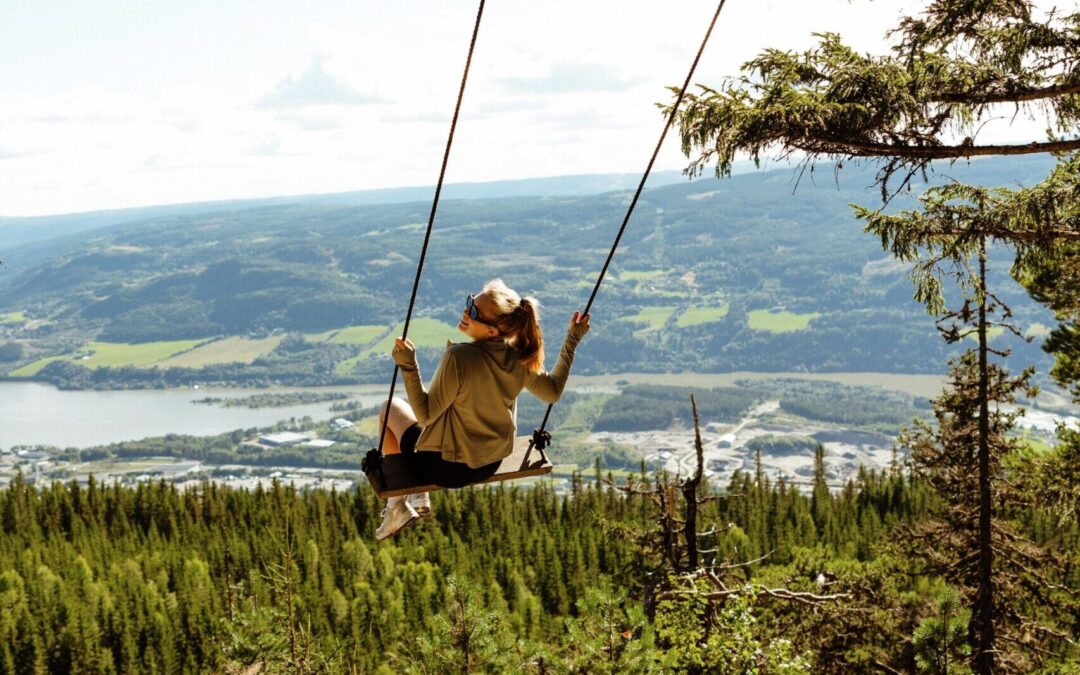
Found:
[0,0,1053,217]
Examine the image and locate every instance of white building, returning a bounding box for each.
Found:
[259,432,311,447]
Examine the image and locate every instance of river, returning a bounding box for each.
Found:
[0,381,389,450]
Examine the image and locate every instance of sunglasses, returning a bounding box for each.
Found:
[465,294,493,325]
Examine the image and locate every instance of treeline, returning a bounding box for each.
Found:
[192,391,350,409]
[0,465,905,673]
[593,384,759,431]
[0,450,1074,672]
[78,423,371,470]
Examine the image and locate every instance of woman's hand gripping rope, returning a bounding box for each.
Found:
[392,337,418,371]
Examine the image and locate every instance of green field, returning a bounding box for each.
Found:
[748,309,821,333]
[8,355,68,377]
[361,318,460,358]
[156,336,285,367]
[329,325,387,346]
[676,304,730,327]
[1022,437,1052,455]
[0,311,26,325]
[79,340,206,369]
[304,329,340,343]
[334,319,460,376]
[622,306,676,334]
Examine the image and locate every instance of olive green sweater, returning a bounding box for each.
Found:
[396,331,583,468]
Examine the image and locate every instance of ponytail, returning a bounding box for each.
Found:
[512,297,544,373]
[480,278,546,373]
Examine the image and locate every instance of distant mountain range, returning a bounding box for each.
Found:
[0,169,731,252]
[0,154,1061,388]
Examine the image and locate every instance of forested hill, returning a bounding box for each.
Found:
[0,155,1058,387]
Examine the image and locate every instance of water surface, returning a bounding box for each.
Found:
[0,382,387,450]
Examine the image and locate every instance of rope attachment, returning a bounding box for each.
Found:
[533,0,728,445]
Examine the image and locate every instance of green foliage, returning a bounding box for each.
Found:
[913,587,972,675]
[671,3,1080,190]
[593,384,759,431]
[561,579,655,673]
[0,447,965,672]
[655,584,811,674]
[0,342,23,362]
[404,576,524,674]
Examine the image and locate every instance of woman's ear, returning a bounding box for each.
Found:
[487,325,499,339]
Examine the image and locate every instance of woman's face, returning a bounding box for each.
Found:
[458,293,500,340]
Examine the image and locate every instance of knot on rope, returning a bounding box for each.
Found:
[519,428,553,471]
[362,448,387,490]
[531,428,552,451]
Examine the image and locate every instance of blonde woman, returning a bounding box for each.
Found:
[376,278,590,539]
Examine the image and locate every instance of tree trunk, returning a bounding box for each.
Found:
[972,237,996,674]
[683,395,704,570]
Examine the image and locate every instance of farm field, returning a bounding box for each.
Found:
[156,336,285,367]
[78,340,206,368]
[303,329,339,343]
[748,309,821,333]
[7,355,67,377]
[360,318,460,358]
[0,311,25,325]
[329,325,387,346]
[623,306,676,334]
[676,304,730,327]
[11,340,211,375]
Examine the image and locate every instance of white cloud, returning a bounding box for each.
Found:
[257,58,386,109]
[497,62,643,94]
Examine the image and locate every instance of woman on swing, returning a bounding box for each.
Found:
[376,278,590,539]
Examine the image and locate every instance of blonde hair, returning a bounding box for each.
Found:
[479,278,544,373]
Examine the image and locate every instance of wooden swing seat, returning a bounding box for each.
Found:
[364,435,553,498]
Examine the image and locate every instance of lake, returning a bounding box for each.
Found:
[0,381,389,450]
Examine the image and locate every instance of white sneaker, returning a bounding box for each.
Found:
[407,492,431,517]
[375,497,419,541]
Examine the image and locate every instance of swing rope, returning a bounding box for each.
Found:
[365,0,729,484]
[525,0,728,461]
[366,0,486,488]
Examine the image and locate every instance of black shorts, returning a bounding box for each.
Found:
[400,424,500,489]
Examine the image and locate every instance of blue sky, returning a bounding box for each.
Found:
[0,0,1049,216]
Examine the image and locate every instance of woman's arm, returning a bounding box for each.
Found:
[524,311,590,403]
[393,338,461,425]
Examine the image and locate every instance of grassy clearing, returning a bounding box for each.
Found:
[748,309,821,333]
[0,311,26,325]
[356,415,380,435]
[156,336,285,367]
[329,325,387,346]
[79,340,206,369]
[676,304,730,327]
[1024,437,1052,455]
[333,319,460,376]
[8,355,68,377]
[361,318,460,357]
[304,329,340,343]
[622,306,676,334]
